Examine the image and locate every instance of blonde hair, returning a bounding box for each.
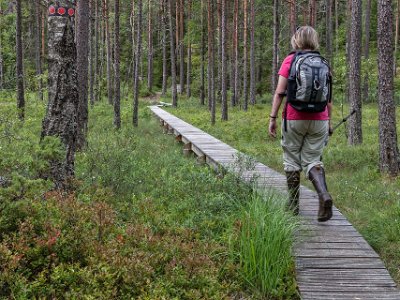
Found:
[291,26,319,51]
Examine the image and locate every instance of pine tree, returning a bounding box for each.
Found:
[16,0,25,120]
[114,0,121,129]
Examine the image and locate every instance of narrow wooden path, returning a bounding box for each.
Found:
[150,106,400,300]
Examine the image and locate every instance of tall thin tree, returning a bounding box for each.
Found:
[133,0,143,125]
[207,0,215,124]
[326,0,333,63]
[16,0,25,120]
[76,0,90,149]
[147,0,153,92]
[243,0,248,111]
[249,0,256,105]
[34,0,43,101]
[161,0,168,96]
[231,0,239,106]
[186,0,192,98]
[221,0,227,120]
[200,0,205,105]
[114,0,121,129]
[272,0,280,91]
[105,0,113,105]
[348,0,362,145]
[377,0,400,176]
[168,0,178,106]
[363,0,371,101]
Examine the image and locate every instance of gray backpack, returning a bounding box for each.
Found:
[286,51,332,113]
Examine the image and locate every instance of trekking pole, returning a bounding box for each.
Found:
[331,109,357,133]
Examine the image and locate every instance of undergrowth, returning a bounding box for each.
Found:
[0,93,299,299]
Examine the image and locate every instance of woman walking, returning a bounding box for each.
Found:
[268,26,333,222]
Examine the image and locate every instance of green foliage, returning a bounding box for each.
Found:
[231,191,298,298]
[0,95,299,298]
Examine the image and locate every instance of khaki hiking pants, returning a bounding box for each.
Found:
[281,120,329,178]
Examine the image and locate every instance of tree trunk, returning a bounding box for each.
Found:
[231,0,239,106]
[41,2,79,188]
[243,0,248,111]
[105,0,113,105]
[363,0,371,102]
[309,0,316,28]
[289,0,296,35]
[272,0,280,91]
[94,0,100,103]
[207,0,215,124]
[348,0,362,145]
[249,0,255,105]
[114,0,121,129]
[394,0,400,76]
[186,0,192,98]
[16,0,25,120]
[34,0,43,101]
[168,0,177,106]
[200,0,205,105]
[326,0,333,64]
[147,0,153,92]
[378,0,400,176]
[0,26,3,90]
[161,0,168,96]
[221,0,227,120]
[179,0,184,95]
[133,0,143,125]
[76,0,90,149]
[89,0,95,107]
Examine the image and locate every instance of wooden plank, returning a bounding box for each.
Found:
[296,257,387,269]
[294,248,379,258]
[299,291,400,300]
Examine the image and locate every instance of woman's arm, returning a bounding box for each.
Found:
[269,75,288,138]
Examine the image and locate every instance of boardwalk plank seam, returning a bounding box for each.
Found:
[150,106,400,300]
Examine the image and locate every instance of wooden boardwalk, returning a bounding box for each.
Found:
[150,106,400,300]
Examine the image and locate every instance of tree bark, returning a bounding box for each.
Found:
[243,0,248,111]
[394,0,400,76]
[89,0,95,107]
[231,0,239,106]
[34,0,43,101]
[363,0,371,102]
[186,0,192,98]
[348,0,363,145]
[16,0,25,120]
[309,0,316,28]
[378,0,400,176]
[41,2,79,188]
[133,0,143,125]
[326,0,333,63]
[161,0,168,96]
[221,0,227,120]
[200,0,205,105]
[168,0,177,107]
[114,0,121,129]
[249,0,255,105]
[179,0,185,95]
[207,0,215,124]
[105,0,113,105]
[147,0,153,92]
[272,0,280,92]
[289,0,296,35]
[76,0,90,149]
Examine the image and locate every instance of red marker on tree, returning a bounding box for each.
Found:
[58,7,66,15]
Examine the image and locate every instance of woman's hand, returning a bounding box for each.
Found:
[269,118,277,138]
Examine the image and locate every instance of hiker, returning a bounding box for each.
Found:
[268,26,333,222]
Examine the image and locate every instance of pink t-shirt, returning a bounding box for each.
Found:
[278,54,329,120]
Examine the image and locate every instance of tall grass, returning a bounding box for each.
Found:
[232,189,298,298]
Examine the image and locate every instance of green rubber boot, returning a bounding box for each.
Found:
[286,171,300,215]
[308,165,333,222]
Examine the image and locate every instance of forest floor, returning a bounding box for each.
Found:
[0,94,298,299]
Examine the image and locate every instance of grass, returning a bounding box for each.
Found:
[167,95,400,285]
[0,92,299,299]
